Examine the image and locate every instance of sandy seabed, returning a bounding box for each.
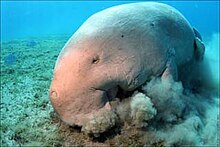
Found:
[0,34,219,146]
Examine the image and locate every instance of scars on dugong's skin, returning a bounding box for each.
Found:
[49,2,205,129]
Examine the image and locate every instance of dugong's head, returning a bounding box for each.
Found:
[49,33,144,126]
[49,9,149,126]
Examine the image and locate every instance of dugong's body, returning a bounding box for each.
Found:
[50,2,204,127]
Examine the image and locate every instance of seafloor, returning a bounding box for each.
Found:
[0,35,154,146]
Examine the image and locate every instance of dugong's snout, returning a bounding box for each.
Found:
[50,88,101,126]
[49,77,119,126]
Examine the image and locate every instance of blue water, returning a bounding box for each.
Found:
[1,2,219,146]
[1,1,219,41]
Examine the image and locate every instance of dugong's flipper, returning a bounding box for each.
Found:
[193,27,205,61]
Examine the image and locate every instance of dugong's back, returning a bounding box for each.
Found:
[69,2,195,78]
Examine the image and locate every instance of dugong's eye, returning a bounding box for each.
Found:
[92,55,100,64]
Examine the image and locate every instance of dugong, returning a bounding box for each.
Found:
[49,2,204,127]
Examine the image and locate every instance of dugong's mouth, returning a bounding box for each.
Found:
[50,83,137,126]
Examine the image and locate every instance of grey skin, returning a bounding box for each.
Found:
[49,2,204,127]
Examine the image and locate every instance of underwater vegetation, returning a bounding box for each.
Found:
[0,36,67,146]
